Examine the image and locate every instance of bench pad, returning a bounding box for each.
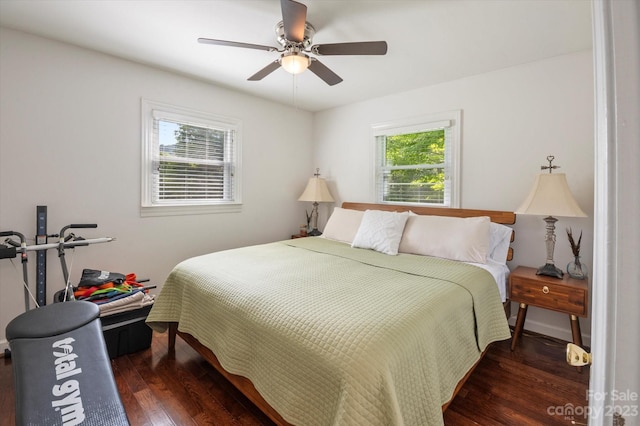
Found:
[6,301,129,426]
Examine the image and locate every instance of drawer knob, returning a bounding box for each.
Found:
[542,285,550,294]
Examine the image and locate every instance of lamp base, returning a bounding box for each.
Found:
[308,228,322,236]
[536,263,564,279]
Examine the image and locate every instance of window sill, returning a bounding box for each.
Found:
[140,203,242,217]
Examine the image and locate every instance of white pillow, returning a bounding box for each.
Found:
[321,207,364,244]
[398,215,491,263]
[488,222,513,264]
[351,210,410,255]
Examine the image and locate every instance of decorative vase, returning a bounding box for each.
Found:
[567,256,588,280]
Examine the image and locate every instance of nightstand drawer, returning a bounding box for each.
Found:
[510,276,587,317]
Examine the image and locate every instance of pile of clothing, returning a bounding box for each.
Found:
[73,269,155,316]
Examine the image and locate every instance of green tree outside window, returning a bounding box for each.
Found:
[381,129,445,204]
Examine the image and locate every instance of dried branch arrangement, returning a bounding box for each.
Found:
[566,228,582,257]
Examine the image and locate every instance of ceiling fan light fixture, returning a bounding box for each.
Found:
[280,51,310,74]
[199,0,387,85]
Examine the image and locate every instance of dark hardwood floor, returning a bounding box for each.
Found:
[1,329,589,426]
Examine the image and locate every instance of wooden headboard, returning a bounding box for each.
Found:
[341,202,516,261]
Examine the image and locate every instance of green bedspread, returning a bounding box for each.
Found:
[147,237,510,425]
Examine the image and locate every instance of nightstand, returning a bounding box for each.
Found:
[509,266,588,352]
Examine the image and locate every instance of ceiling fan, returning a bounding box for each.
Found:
[197,0,388,86]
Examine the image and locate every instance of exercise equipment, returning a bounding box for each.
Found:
[3,218,131,423]
[6,301,130,425]
[0,231,31,311]
[1,224,114,308]
[36,205,47,307]
[2,222,114,359]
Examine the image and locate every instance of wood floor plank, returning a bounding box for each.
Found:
[0,357,16,426]
[133,342,227,423]
[112,350,149,394]
[131,357,199,425]
[444,332,590,426]
[133,387,176,425]
[442,408,484,426]
[0,329,589,425]
[112,357,152,426]
[448,375,566,425]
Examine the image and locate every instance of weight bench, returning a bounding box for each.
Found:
[6,301,129,425]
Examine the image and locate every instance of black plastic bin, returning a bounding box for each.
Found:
[100,304,153,358]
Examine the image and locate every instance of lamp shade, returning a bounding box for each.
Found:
[298,176,334,203]
[280,52,310,75]
[515,173,587,218]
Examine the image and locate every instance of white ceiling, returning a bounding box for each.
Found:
[0,0,592,112]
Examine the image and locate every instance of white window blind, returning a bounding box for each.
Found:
[141,100,241,216]
[373,111,461,208]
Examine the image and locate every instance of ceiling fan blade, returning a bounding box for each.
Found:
[281,0,307,43]
[248,60,282,81]
[198,38,277,52]
[308,59,343,86]
[312,41,388,56]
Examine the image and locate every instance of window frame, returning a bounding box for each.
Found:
[372,110,461,208]
[141,99,242,217]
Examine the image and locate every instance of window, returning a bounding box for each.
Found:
[141,99,241,216]
[373,111,460,207]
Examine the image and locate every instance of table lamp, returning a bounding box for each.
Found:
[298,168,334,236]
[515,156,587,278]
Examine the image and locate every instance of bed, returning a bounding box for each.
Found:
[146,202,516,425]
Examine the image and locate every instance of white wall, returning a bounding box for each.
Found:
[313,51,595,344]
[0,28,313,350]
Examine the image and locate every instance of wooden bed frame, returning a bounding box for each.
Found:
[167,202,516,425]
